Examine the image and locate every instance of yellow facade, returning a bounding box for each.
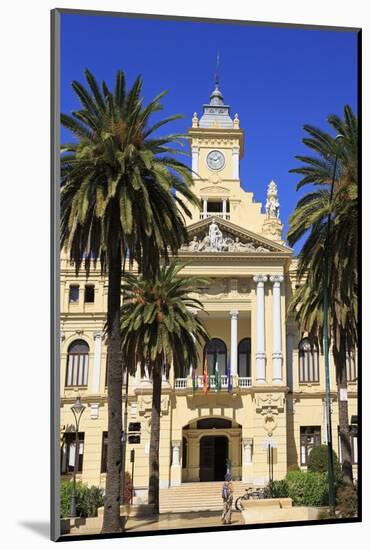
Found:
[60,83,357,500]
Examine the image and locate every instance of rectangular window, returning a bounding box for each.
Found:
[84,285,95,303]
[338,425,358,465]
[69,285,79,303]
[128,422,141,444]
[300,426,321,465]
[61,432,84,474]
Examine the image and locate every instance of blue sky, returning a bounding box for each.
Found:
[60,13,358,253]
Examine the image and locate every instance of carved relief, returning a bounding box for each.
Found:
[256,394,284,436]
[181,220,273,253]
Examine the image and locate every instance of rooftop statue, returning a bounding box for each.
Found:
[265,180,280,220]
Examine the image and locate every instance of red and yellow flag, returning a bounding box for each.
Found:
[203,355,208,393]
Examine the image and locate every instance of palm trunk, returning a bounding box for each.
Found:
[102,252,123,533]
[148,360,162,514]
[333,330,353,486]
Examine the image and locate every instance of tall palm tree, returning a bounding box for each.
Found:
[287,105,358,485]
[120,261,210,513]
[61,69,200,532]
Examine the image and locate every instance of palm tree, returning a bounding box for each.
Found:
[120,261,210,513]
[61,69,200,532]
[287,105,358,485]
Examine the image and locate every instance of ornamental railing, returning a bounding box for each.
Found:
[199,212,231,221]
[238,377,253,388]
[174,375,253,390]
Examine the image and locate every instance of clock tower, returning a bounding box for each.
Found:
[185,81,267,234]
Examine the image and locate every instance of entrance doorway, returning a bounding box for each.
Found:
[199,436,228,481]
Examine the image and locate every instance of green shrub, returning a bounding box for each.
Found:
[336,484,358,518]
[264,479,289,499]
[307,445,342,479]
[285,470,329,506]
[287,463,300,473]
[60,481,104,518]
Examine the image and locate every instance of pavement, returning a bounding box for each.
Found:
[124,510,242,532]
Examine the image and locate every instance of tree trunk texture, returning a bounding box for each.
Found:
[102,252,124,533]
[333,331,353,485]
[148,362,162,514]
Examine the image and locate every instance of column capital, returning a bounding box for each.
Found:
[253,274,268,283]
[242,438,253,446]
[172,440,181,448]
[269,274,284,284]
[93,331,102,340]
[191,145,199,153]
[230,309,239,319]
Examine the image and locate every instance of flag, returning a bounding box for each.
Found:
[192,367,197,395]
[227,355,232,393]
[215,361,221,392]
[203,355,208,393]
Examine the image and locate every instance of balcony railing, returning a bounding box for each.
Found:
[199,212,230,221]
[174,375,253,390]
[238,377,253,388]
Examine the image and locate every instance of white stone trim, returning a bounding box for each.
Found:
[253,275,267,383]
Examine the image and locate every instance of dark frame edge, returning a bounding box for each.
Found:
[53,7,361,33]
[51,7,61,543]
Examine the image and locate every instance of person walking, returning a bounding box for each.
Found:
[221,473,234,524]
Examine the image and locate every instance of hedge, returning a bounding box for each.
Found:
[60,481,104,518]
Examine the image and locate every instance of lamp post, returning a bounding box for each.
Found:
[69,396,86,517]
[323,134,344,515]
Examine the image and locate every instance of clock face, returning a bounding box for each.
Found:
[206,150,225,171]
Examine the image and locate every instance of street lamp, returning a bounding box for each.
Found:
[323,133,344,515]
[69,396,86,517]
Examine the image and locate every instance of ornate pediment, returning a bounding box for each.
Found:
[181,217,291,255]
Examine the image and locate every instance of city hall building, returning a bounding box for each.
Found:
[60,83,358,500]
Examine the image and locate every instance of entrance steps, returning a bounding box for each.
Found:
[160,481,251,513]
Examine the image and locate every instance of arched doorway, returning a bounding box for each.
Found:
[200,435,228,481]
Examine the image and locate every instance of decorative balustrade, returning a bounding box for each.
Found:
[199,212,230,221]
[174,378,188,389]
[238,377,253,388]
[173,375,253,390]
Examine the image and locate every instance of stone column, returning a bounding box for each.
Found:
[230,310,239,376]
[222,199,227,219]
[243,438,253,465]
[286,332,294,391]
[270,275,284,383]
[232,147,239,179]
[253,275,267,383]
[91,331,102,393]
[170,440,182,486]
[242,438,253,482]
[202,197,208,219]
[192,146,199,173]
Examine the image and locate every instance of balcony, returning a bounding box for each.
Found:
[199,212,230,221]
[174,375,252,391]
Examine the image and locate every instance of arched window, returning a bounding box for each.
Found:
[238,338,251,377]
[204,338,227,375]
[66,339,89,387]
[298,338,319,383]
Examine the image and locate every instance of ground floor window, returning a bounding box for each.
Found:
[338,425,358,465]
[182,437,187,468]
[61,432,84,474]
[300,426,321,465]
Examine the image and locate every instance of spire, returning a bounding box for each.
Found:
[198,53,233,129]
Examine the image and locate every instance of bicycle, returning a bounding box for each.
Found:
[235,487,265,511]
